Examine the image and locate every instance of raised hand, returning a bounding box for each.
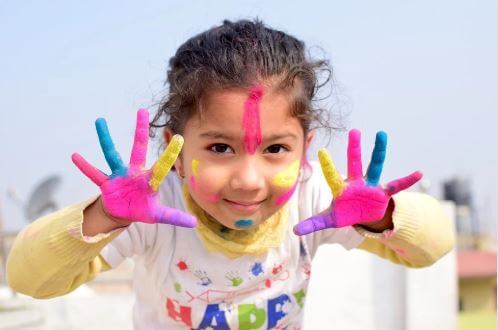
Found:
[71,109,196,227]
[294,129,421,236]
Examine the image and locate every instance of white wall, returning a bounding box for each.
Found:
[304,201,457,330]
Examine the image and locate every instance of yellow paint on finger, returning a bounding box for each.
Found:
[150,135,184,191]
[318,148,345,197]
[191,159,199,177]
[271,160,300,188]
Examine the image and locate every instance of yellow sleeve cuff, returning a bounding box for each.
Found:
[355,192,455,268]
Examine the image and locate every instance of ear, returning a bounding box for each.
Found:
[163,129,185,178]
[304,130,315,152]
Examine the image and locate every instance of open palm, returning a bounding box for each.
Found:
[294,129,421,235]
[71,109,196,227]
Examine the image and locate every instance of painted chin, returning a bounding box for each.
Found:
[234,219,254,229]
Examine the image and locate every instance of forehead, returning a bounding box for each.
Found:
[188,88,301,134]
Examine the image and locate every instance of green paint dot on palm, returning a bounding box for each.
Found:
[174,282,182,293]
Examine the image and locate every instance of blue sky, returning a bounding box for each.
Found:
[0,1,496,235]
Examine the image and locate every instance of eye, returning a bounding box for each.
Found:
[264,144,289,154]
[209,143,234,154]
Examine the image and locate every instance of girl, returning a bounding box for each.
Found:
[7,19,453,329]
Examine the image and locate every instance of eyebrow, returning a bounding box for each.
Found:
[199,131,298,141]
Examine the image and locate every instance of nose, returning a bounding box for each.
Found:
[229,157,265,192]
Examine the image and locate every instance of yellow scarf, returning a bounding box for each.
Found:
[183,186,288,259]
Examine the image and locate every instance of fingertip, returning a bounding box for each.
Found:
[414,171,423,181]
[95,117,106,127]
[293,224,305,236]
[137,108,149,121]
[293,221,316,236]
[349,128,361,138]
[317,149,331,163]
[178,215,198,228]
[71,152,83,166]
[375,131,388,145]
[171,134,184,144]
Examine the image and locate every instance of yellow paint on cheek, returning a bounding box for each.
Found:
[192,159,199,177]
[271,160,300,188]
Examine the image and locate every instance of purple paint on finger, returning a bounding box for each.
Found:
[242,86,264,154]
[293,213,332,236]
[156,206,197,227]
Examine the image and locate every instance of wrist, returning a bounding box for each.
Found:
[98,197,132,228]
[359,199,394,233]
[82,197,130,237]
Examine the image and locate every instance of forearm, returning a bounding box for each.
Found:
[6,196,125,298]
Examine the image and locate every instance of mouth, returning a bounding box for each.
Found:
[223,199,265,214]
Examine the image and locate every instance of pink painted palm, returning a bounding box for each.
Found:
[71,109,196,227]
[294,129,422,235]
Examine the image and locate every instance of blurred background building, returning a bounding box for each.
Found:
[443,177,497,329]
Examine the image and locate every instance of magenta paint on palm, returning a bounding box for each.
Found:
[72,109,196,228]
[328,180,391,227]
[242,85,264,154]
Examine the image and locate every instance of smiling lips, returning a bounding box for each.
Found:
[224,199,265,213]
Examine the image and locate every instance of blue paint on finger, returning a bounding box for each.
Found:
[95,118,127,176]
[366,131,387,186]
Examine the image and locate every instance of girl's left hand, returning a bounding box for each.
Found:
[294,129,422,236]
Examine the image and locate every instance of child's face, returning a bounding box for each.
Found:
[175,87,314,230]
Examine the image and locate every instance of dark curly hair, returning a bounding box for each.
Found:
[150,19,335,142]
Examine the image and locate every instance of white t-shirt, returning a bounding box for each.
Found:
[101,161,364,329]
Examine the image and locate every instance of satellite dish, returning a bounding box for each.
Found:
[25,175,62,221]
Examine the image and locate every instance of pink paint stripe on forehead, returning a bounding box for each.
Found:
[242,85,264,154]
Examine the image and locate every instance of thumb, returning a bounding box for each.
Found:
[293,207,332,236]
[153,204,197,228]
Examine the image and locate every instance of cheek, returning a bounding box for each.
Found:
[271,160,300,188]
[187,159,221,203]
[271,160,301,206]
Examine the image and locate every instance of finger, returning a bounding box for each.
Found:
[318,148,345,198]
[130,109,149,169]
[71,153,107,186]
[347,129,363,180]
[385,171,423,195]
[150,135,184,192]
[153,204,197,227]
[293,209,333,236]
[95,118,127,176]
[366,131,387,186]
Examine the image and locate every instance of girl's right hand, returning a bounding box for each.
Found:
[71,109,197,228]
